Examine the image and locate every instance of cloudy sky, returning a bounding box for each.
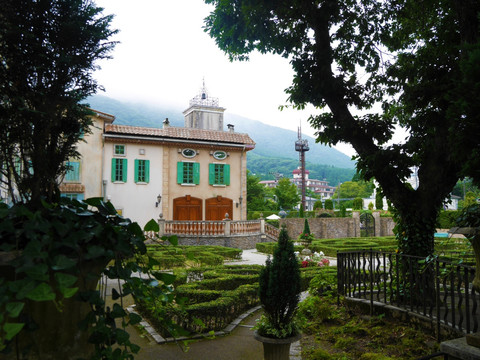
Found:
[94,0,356,157]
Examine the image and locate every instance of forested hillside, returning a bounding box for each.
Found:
[248,153,355,184]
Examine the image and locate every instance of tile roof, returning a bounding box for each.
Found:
[104,124,255,147]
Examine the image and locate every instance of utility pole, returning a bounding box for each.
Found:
[295,125,309,211]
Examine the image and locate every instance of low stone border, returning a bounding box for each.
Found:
[126,304,262,344]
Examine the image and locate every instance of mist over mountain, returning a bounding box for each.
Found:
[86,95,356,184]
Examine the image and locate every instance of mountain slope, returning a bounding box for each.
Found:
[86,95,356,171]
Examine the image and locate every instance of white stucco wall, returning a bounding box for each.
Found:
[103,141,163,227]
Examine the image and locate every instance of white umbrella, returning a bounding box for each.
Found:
[266,214,281,220]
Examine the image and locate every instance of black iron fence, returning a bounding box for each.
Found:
[337,250,479,339]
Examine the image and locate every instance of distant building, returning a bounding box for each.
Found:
[260,167,336,199]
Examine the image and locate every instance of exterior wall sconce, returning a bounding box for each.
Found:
[155,194,162,207]
[236,196,243,208]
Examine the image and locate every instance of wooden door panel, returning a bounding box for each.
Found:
[173,196,202,220]
[205,196,233,221]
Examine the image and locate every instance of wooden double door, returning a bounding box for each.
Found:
[173,195,232,221]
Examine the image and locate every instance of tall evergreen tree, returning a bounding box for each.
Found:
[258,225,301,337]
[0,0,117,205]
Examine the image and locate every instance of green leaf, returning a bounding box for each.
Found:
[54,272,77,288]
[51,255,77,271]
[186,251,195,261]
[60,287,78,299]
[144,219,159,232]
[115,328,130,344]
[86,245,106,259]
[166,234,178,246]
[4,323,24,340]
[153,272,176,285]
[24,263,49,281]
[128,312,142,325]
[111,303,126,318]
[26,283,56,301]
[111,288,120,300]
[6,302,24,318]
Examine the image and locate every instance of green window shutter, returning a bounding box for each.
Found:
[122,159,128,182]
[177,162,183,184]
[145,160,150,183]
[209,163,215,185]
[134,159,139,183]
[193,162,200,185]
[225,164,230,186]
[111,158,116,182]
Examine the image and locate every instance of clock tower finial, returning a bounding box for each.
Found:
[183,79,225,131]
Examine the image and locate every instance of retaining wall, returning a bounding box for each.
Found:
[281,213,395,240]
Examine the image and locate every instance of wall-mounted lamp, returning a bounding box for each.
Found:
[155,194,162,207]
[107,195,111,201]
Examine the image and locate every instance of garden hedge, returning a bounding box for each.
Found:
[137,264,332,336]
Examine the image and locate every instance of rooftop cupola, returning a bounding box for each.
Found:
[183,79,226,131]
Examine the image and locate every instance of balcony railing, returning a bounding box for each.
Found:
[157,219,277,240]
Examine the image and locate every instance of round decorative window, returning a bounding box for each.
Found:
[213,151,227,160]
[182,148,196,158]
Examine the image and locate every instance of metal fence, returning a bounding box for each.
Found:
[337,250,479,339]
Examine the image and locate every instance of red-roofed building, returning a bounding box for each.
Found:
[60,84,255,225]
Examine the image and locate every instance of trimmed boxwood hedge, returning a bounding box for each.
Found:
[136,264,331,336]
[256,236,398,256]
[141,245,242,269]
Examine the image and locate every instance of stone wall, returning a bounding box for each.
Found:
[175,233,274,249]
[280,214,395,240]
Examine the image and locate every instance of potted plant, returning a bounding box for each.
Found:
[298,218,314,248]
[254,224,302,360]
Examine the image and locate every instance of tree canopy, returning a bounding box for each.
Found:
[0,0,117,205]
[204,0,480,256]
[275,178,301,210]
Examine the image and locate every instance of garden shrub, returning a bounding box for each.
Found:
[353,197,363,210]
[436,210,461,229]
[143,245,242,269]
[324,199,334,210]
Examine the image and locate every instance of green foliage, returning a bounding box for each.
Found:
[247,152,355,184]
[313,200,323,210]
[247,170,275,211]
[203,0,480,258]
[137,265,262,335]
[274,178,300,210]
[256,237,398,257]
[436,210,461,229]
[353,197,363,210]
[335,181,374,200]
[143,245,242,269]
[456,203,480,234]
[324,199,334,210]
[258,225,301,338]
[339,203,347,217]
[0,0,117,204]
[0,198,179,358]
[375,189,384,210]
[299,204,305,218]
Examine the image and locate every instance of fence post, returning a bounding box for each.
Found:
[158,214,165,236]
[260,217,265,235]
[224,214,231,236]
[370,249,374,316]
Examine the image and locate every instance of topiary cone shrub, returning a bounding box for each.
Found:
[257,225,301,339]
